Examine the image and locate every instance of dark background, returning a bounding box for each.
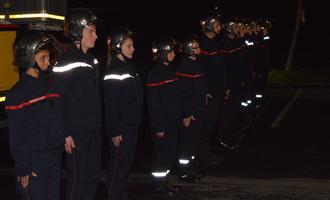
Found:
[70,0,329,72]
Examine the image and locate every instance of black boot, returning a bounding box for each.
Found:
[178,172,201,183]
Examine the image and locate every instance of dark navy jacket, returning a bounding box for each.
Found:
[104,57,143,138]
[255,35,271,74]
[220,35,248,89]
[52,45,102,137]
[176,57,207,119]
[5,73,65,176]
[198,34,227,97]
[147,61,181,134]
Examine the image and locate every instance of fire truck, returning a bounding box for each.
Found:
[0,0,66,122]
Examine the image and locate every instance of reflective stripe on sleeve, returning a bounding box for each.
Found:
[5,93,60,110]
[176,72,203,78]
[53,62,93,72]
[104,73,134,80]
[146,78,178,87]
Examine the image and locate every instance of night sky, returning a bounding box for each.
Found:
[67,0,330,69]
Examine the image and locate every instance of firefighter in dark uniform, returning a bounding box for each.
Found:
[254,20,271,106]
[104,27,143,200]
[237,21,253,127]
[198,13,227,170]
[6,30,65,200]
[219,21,248,148]
[244,21,259,108]
[147,37,180,196]
[176,35,207,182]
[51,8,102,200]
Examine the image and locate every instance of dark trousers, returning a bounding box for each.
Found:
[152,121,178,182]
[255,72,268,96]
[202,95,223,151]
[65,131,102,200]
[206,95,225,143]
[221,87,243,143]
[178,119,200,159]
[107,128,138,200]
[17,147,62,200]
[193,93,224,172]
[178,119,202,174]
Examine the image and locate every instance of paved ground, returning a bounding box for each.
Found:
[1,86,330,199]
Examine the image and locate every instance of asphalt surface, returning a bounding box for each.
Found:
[1,86,330,199]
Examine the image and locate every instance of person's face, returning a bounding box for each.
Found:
[212,20,222,34]
[256,25,262,32]
[263,28,269,36]
[239,25,246,38]
[243,25,249,35]
[233,24,240,35]
[34,50,50,71]
[121,38,134,59]
[81,25,98,51]
[191,41,200,55]
[167,50,175,62]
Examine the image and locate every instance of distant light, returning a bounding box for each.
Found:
[0,15,5,19]
[256,94,263,98]
[152,48,158,53]
[263,36,270,40]
[10,13,65,20]
[247,100,252,104]
[0,96,6,102]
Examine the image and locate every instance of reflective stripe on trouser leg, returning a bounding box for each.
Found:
[151,170,170,178]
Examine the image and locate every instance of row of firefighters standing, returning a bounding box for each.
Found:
[5,7,271,200]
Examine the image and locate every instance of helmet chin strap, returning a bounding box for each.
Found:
[74,39,85,54]
[119,52,131,63]
[79,40,85,54]
[157,57,169,65]
[33,63,48,79]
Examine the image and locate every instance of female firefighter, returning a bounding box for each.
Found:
[104,26,143,200]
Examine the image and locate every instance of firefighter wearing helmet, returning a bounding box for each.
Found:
[104,26,143,200]
[198,11,228,173]
[147,36,181,196]
[176,35,207,182]
[52,7,102,200]
[6,30,65,200]
[200,12,222,35]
